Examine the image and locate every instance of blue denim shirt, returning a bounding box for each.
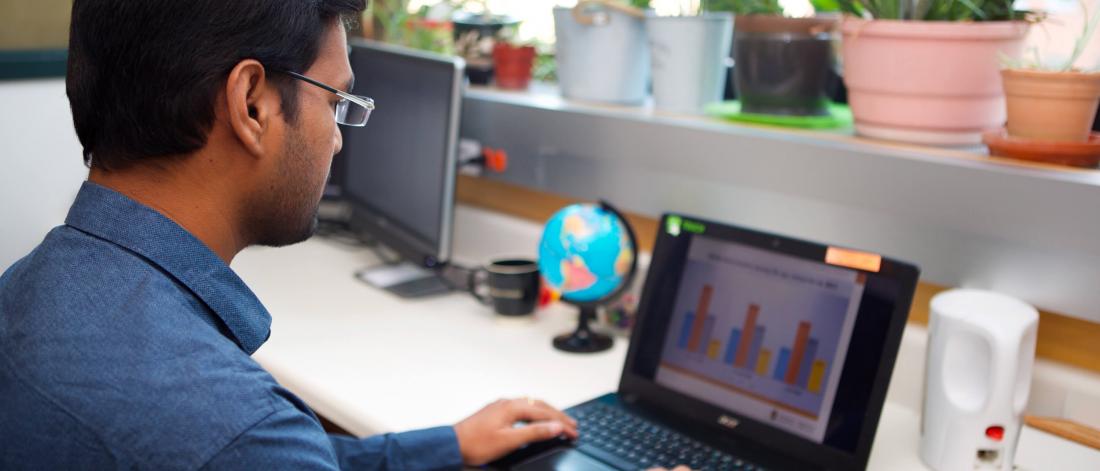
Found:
[0,182,463,470]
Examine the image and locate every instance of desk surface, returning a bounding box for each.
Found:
[234,206,1100,470]
[243,239,626,435]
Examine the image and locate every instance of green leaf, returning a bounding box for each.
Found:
[836,0,864,15]
[854,0,1016,20]
[702,0,784,15]
[811,0,841,12]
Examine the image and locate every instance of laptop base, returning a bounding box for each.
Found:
[512,449,618,471]
[491,393,786,471]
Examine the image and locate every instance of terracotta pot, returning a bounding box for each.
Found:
[734,15,838,117]
[1002,69,1100,143]
[841,19,1028,146]
[492,44,536,90]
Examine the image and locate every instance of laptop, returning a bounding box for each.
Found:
[493,213,919,471]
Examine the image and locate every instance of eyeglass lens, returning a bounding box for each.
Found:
[337,99,371,127]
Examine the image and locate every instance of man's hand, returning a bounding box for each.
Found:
[453,397,579,466]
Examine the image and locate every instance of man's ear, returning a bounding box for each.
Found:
[225,59,280,158]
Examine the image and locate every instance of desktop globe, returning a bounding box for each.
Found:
[538,201,638,353]
[539,204,634,303]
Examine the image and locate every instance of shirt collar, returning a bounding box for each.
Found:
[64,181,272,354]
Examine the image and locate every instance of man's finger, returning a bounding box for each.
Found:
[529,399,578,427]
[501,421,566,449]
[510,398,578,429]
[508,400,578,437]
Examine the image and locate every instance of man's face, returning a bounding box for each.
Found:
[251,21,351,247]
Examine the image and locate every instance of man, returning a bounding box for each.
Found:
[0,0,578,468]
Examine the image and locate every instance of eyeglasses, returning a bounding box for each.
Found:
[280,70,374,127]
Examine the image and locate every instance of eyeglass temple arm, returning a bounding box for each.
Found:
[283,70,373,110]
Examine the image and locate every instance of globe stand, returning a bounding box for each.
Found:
[553,306,613,353]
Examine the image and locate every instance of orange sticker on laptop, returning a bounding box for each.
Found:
[825,247,882,272]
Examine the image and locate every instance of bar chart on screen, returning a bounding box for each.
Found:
[657,237,864,420]
[675,298,831,394]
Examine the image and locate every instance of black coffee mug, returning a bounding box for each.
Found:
[470,259,540,316]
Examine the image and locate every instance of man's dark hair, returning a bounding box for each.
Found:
[67,0,367,170]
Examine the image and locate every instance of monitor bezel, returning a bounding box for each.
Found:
[341,39,464,267]
[618,213,919,470]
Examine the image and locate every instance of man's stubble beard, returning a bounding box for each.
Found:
[245,125,328,248]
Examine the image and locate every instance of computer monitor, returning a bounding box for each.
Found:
[337,40,464,297]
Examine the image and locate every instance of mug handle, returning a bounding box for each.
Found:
[467,267,491,304]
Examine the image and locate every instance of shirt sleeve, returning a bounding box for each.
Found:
[201,407,340,470]
[328,426,464,471]
[201,405,462,471]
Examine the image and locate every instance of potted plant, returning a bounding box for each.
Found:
[554,0,652,104]
[645,2,734,114]
[366,0,412,43]
[492,31,537,90]
[980,3,1100,167]
[367,0,454,54]
[453,5,519,85]
[839,0,1031,145]
[1000,3,1100,143]
[708,0,840,116]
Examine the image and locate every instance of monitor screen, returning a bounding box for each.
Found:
[338,40,462,266]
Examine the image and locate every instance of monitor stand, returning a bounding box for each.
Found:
[355,262,452,298]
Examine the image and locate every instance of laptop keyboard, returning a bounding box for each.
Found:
[570,401,767,471]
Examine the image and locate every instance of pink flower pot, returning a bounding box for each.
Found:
[841,19,1029,146]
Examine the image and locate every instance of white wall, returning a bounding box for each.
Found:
[0,79,88,271]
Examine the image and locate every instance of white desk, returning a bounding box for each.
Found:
[234,206,1100,470]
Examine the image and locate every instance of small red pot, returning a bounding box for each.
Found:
[492,43,536,90]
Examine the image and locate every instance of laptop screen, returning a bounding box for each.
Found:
[655,234,865,443]
[623,214,917,466]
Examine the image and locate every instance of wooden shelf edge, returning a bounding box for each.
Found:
[1025,415,1100,451]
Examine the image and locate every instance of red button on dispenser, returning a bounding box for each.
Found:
[986,426,1004,441]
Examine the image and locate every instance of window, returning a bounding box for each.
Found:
[0,0,71,80]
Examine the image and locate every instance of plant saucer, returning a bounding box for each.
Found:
[704,101,852,130]
[982,128,1100,169]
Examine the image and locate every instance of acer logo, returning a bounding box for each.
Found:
[718,415,740,429]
